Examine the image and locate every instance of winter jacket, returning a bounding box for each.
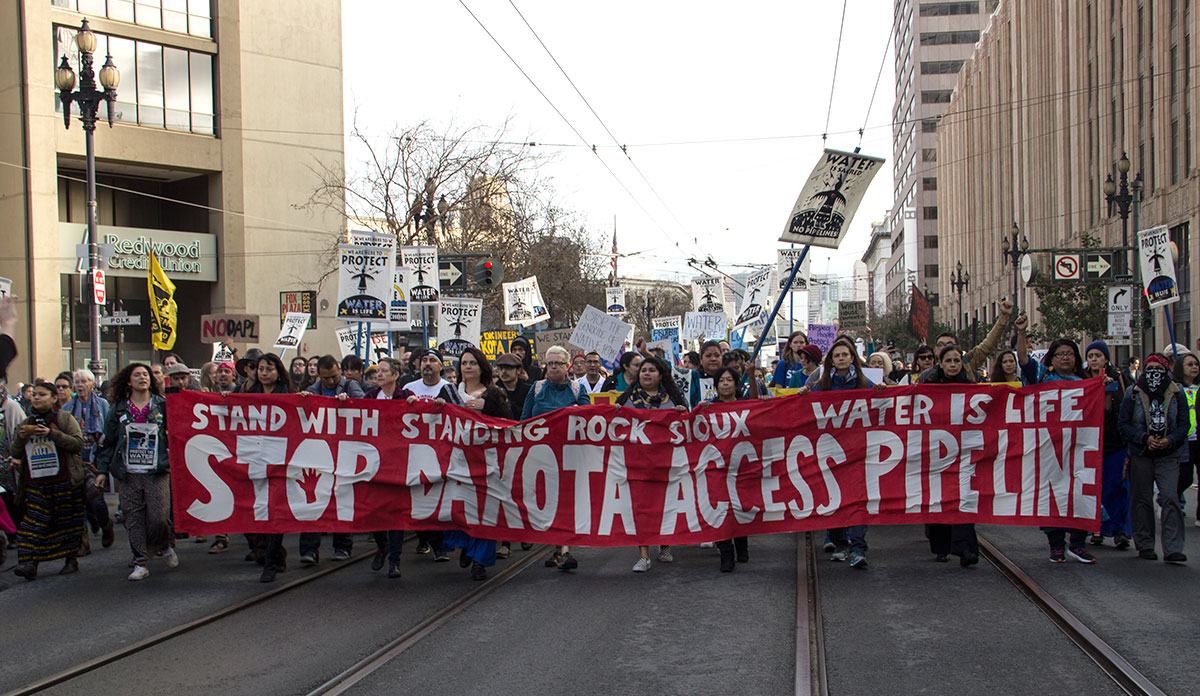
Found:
[304,377,366,398]
[499,380,531,419]
[510,337,542,382]
[1118,382,1190,457]
[94,395,170,480]
[521,379,590,419]
[810,368,876,392]
[9,409,86,495]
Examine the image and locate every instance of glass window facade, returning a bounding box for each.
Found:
[54,25,215,135]
[51,0,212,38]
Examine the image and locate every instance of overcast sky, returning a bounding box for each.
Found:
[342,1,896,284]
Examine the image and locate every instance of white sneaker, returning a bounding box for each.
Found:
[128,565,150,581]
[162,548,180,568]
[632,557,651,572]
[699,542,714,549]
[1194,519,1200,527]
[830,550,848,562]
[658,547,674,563]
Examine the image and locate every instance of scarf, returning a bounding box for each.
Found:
[1137,369,1171,439]
[626,386,670,410]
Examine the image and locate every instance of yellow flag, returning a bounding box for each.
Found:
[148,251,178,350]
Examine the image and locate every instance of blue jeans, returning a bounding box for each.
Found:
[828,525,868,554]
[1099,449,1132,537]
[372,530,405,564]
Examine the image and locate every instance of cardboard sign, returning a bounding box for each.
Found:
[1138,225,1180,308]
[436,298,482,358]
[535,327,585,359]
[201,314,260,343]
[838,300,868,334]
[780,148,884,248]
[274,312,311,350]
[568,305,634,361]
[337,244,393,320]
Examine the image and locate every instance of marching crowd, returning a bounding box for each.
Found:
[0,296,1194,588]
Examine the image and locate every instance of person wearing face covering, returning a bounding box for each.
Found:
[1118,353,1190,564]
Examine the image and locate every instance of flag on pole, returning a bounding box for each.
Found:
[148,250,178,350]
[609,228,618,286]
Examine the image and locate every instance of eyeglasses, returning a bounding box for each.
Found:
[55,384,71,390]
[545,360,568,367]
[1053,351,1075,359]
[917,354,934,361]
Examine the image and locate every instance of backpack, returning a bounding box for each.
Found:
[533,379,581,401]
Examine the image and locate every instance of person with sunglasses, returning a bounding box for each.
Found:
[909,346,936,384]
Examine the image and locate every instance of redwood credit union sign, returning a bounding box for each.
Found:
[59,223,218,282]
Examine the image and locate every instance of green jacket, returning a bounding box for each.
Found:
[9,409,86,499]
[94,395,170,480]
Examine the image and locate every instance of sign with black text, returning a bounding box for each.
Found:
[780,149,884,248]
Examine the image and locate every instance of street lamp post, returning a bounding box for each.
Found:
[1000,222,1030,314]
[1103,153,1145,361]
[949,261,970,334]
[55,18,119,377]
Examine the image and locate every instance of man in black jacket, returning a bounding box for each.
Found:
[495,353,530,418]
[510,336,542,382]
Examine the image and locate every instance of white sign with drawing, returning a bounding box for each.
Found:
[437,298,483,358]
[568,305,634,362]
[503,276,550,327]
[274,312,310,350]
[733,266,774,331]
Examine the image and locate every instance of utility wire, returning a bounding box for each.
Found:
[859,13,897,148]
[822,0,849,143]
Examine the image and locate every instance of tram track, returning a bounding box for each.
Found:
[796,532,828,696]
[978,535,1167,696]
[2,536,406,696]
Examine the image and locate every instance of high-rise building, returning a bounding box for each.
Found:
[862,220,892,315]
[882,0,996,314]
[0,1,346,382]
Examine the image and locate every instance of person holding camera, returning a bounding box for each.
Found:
[9,380,87,580]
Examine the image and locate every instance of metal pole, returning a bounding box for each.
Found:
[1131,193,1143,360]
[84,122,103,376]
[1166,306,1179,360]
[750,245,811,367]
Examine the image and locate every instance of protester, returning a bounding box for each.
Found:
[1173,351,1200,516]
[800,339,882,569]
[1086,340,1132,549]
[1122,357,1140,391]
[362,364,380,389]
[361,357,416,578]
[213,361,238,394]
[304,355,320,390]
[199,361,217,392]
[921,346,980,567]
[918,301,1013,383]
[602,351,643,393]
[288,356,308,387]
[9,380,86,580]
[697,366,752,572]
[495,353,531,418]
[295,355,363,565]
[616,357,687,572]
[910,345,935,383]
[165,363,196,392]
[401,349,462,563]
[571,353,587,379]
[149,364,167,393]
[1118,354,1190,564]
[92,364,176,581]
[866,352,896,386]
[63,369,113,552]
[681,351,701,371]
[340,355,365,387]
[577,351,606,394]
[523,346,589,570]
[18,382,33,415]
[787,344,824,388]
[989,350,1022,384]
[234,348,263,390]
[661,339,726,406]
[770,331,807,388]
[1016,319,1097,563]
[510,336,542,382]
[0,381,25,556]
[53,372,73,408]
[235,354,293,581]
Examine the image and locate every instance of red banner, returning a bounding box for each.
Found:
[168,381,1104,545]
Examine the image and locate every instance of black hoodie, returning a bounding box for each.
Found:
[510,336,542,381]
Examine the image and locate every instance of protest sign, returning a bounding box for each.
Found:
[334,326,359,359]
[337,244,393,321]
[503,276,550,326]
[480,329,521,362]
[1138,225,1181,308]
[776,249,811,292]
[681,312,727,340]
[733,266,774,332]
[691,276,726,314]
[652,316,682,356]
[201,314,259,343]
[0,276,12,297]
[807,324,837,353]
[535,327,584,359]
[606,287,626,316]
[568,305,634,361]
[838,301,867,334]
[368,332,392,364]
[390,266,410,328]
[436,298,482,358]
[274,312,310,350]
[400,245,440,306]
[169,381,1104,544]
[780,148,884,248]
[211,342,235,363]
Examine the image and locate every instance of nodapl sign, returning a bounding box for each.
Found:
[436,298,482,358]
[169,382,1103,544]
[780,149,884,249]
[337,244,393,321]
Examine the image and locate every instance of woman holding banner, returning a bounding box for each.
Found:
[698,366,754,572]
[236,354,294,582]
[94,364,176,581]
[1016,321,1098,563]
[1084,341,1132,549]
[770,331,807,388]
[445,348,509,578]
[365,357,419,579]
[616,357,687,572]
[522,346,589,571]
[798,338,882,569]
[922,346,980,567]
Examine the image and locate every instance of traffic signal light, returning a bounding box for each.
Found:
[474,258,504,289]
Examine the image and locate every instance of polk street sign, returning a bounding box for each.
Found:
[1085,253,1113,280]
